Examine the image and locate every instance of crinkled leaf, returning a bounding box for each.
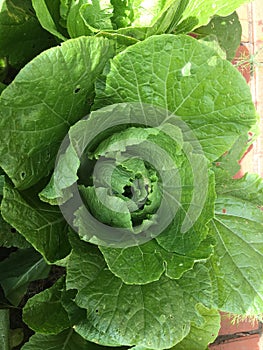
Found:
[67,234,213,349]
[99,236,214,284]
[0,36,114,189]
[195,12,242,60]
[0,248,50,306]
[23,277,70,334]
[208,174,263,315]
[94,35,256,162]
[1,180,70,263]
[32,0,68,41]
[79,185,133,229]
[75,265,212,349]
[99,240,165,284]
[171,304,220,350]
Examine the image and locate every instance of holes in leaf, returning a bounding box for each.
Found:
[20,172,26,180]
[74,87,81,94]
[123,185,133,199]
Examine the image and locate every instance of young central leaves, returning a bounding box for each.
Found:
[80,127,164,231]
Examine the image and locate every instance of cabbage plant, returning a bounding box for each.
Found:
[0,0,262,349]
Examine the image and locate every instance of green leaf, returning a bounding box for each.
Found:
[156,161,215,254]
[113,0,191,40]
[66,231,105,292]
[80,1,113,32]
[208,174,263,316]
[79,186,133,229]
[0,82,6,93]
[0,175,4,196]
[66,0,93,37]
[67,234,213,349]
[0,36,114,189]
[216,173,263,205]
[212,133,249,180]
[99,240,165,284]
[195,12,242,60]
[22,329,127,350]
[9,328,24,349]
[23,277,70,334]
[1,180,70,263]
[0,248,50,306]
[0,309,9,350]
[171,304,220,350]
[179,0,252,29]
[65,0,114,37]
[42,102,214,253]
[0,214,31,249]
[0,0,56,69]
[94,35,256,162]
[99,236,213,284]
[32,0,68,41]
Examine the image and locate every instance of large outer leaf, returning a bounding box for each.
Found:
[0,36,114,189]
[67,234,213,349]
[99,236,213,284]
[0,0,56,69]
[94,35,256,162]
[208,174,263,315]
[23,278,70,334]
[179,0,251,29]
[1,180,70,263]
